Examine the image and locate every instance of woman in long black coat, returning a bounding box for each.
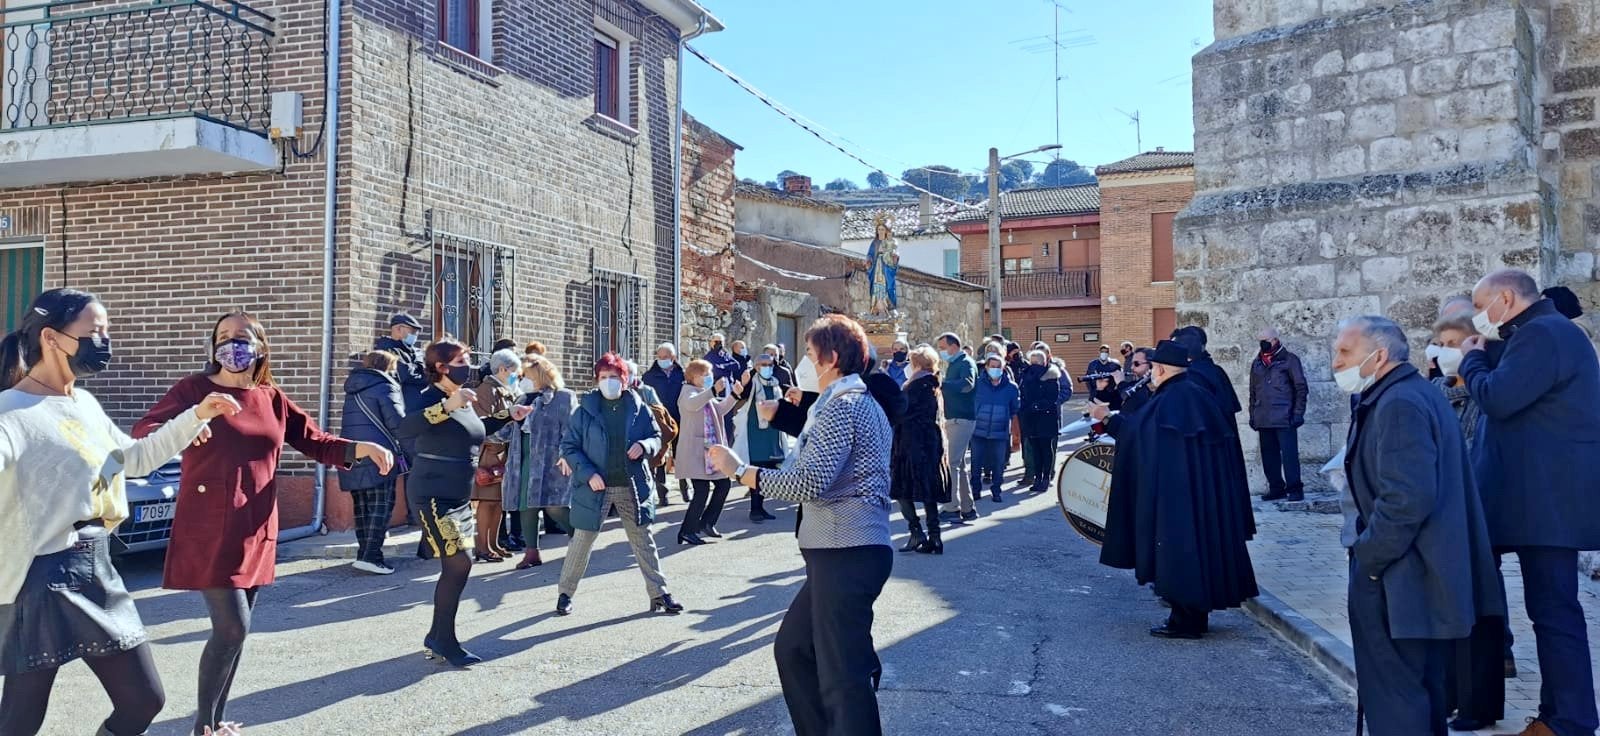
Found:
[890,346,950,554]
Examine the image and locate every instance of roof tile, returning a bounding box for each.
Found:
[948,184,1101,224]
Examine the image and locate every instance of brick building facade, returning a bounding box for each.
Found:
[948,185,1106,370]
[1096,150,1193,350]
[0,0,721,530]
[678,112,742,347]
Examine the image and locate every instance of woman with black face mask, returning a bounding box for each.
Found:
[0,289,243,736]
[394,337,487,666]
[134,312,393,735]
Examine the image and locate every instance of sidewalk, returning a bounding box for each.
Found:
[1248,506,1600,735]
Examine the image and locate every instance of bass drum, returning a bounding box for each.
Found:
[1056,439,1116,545]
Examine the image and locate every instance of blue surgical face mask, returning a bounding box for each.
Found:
[701,375,714,389]
[657,359,673,371]
[759,366,774,380]
[943,349,958,362]
[402,332,418,347]
[987,367,1004,379]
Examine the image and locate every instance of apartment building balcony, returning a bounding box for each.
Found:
[957,266,1101,304]
[0,0,277,187]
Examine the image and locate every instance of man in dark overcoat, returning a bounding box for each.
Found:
[1090,341,1257,639]
[1335,316,1504,736]
[1460,270,1600,736]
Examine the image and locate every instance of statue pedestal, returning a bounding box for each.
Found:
[861,319,905,356]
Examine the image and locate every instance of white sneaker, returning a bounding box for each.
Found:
[352,560,395,575]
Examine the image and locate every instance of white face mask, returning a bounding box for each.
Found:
[1334,350,1380,394]
[518,377,537,394]
[1424,343,1465,377]
[599,378,624,400]
[1099,352,1110,361]
[1473,297,1507,339]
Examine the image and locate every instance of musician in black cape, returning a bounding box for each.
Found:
[1170,326,1242,416]
[1089,340,1258,639]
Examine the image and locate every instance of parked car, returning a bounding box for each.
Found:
[114,456,181,554]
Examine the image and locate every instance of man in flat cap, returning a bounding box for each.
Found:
[375,312,428,412]
[1091,340,1257,639]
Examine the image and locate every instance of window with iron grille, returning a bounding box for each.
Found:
[432,234,515,357]
[593,269,644,363]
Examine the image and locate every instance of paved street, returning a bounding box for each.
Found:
[30,461,1353,735]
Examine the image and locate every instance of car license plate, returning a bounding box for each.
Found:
[136,502,175,523]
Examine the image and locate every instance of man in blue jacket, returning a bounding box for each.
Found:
[971,352,1020,506]
[937,333,980,521]
[1460,270,1600,736]
[642,343,687,506]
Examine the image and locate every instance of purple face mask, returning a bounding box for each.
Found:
[214,339,260,374]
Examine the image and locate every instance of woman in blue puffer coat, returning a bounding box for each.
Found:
[971,352,1020,505]
[338,351,407,574]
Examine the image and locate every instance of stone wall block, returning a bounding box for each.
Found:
[1258,218,1320,266]
[1238,263,1337,302]
[1564,128,1600,159]
[1358,254,1411,292]
[1370,136,1415,170]
[1204,226,1262,269]
[1398,23,1451,62]
[1467,47,1520,87]
[1554,65,1600,94]
[1312,50,1345,77]
[1348,49,1394,72]
[1348,104,1397,141]
[1545,98,1597,128]
[1411,57,1465,95]
[1434,84,1519,128]
[1358,67,1409,102]
[1317,145,1369,178]
[1452,8,1518,54]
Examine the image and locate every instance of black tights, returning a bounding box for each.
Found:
[0,642,164,736]
[430,548,472,652]
[195,587,257,735]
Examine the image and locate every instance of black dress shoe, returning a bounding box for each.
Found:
[1149,624,1203,640]
[1448,715,1495,732]
[1260,489,1289,501]
[1285,491,1305,502]
[701,526,723,539]
[758,510,777,521]
[650,594,684,615]
[749,512,766,524]
[501,536,526,552]
[555,593,573,616]
[959,510,979,522]
[677,533,708,546]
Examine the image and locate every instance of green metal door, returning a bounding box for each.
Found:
[1,245,44,333]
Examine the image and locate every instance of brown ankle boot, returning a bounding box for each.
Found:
[1496,719,1558,736]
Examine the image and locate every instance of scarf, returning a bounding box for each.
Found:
[750,369,782,429]
[701,398,721,476]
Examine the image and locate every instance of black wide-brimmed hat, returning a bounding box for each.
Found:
[1150,340,1191,368]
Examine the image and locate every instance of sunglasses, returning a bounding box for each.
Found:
[1131,361,1149,367]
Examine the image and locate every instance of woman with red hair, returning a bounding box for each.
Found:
[553,353,681,617]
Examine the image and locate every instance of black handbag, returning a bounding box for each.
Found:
[354,396,411,476]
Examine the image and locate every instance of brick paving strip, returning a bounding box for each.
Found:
[1247,507,1600,735]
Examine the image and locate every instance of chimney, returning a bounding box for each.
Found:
[919,192,934,229]
[782,175,813,198]
[1154,146,1165,152]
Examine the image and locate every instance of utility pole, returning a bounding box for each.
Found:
[988,147,1003,336]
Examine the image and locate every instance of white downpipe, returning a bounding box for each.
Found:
[283,0,342,543]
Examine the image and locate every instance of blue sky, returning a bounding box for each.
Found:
[683,0,1214,188]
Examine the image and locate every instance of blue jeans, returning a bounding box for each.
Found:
[969,437,1008,500]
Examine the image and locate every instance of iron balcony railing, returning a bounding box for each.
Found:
[1,0,274,133]
[958,266,1101,301]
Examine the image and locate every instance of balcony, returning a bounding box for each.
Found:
[957,266,1101,302]
[0,0,278,187]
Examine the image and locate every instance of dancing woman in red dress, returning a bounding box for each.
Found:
[134,313,393,735]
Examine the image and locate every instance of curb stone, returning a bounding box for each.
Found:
[1243,588,1356,692]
